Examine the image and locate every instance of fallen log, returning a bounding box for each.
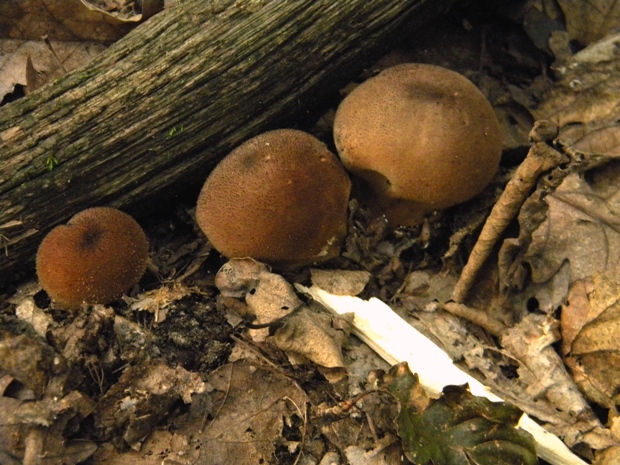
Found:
[0,0,454,289]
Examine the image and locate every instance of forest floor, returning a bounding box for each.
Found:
[2,2,620,464]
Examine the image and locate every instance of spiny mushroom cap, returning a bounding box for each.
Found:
[333,63,503,226]
[196,129,352,268]
[36,207,149,310]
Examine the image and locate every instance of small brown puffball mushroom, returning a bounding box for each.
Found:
[196,129,351,268]
[36,207,149,310]
[333,63,503,226]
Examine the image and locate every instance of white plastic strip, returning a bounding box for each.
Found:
[297,285,589,465]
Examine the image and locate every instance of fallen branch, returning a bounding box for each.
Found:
[0,0,454,288]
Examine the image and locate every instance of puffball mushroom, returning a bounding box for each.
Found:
[196,129,351,268]
[333,63,503,226]
[36,207,149,310]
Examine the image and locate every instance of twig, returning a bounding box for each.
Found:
[442,301,507,336]
[451,141,565,303]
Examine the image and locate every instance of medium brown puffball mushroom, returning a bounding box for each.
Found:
[196,129,351,268]
[36,207,149,310]
[333,63,503,226]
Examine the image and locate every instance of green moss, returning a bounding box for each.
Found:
[46,155,59,171]
[168,125,185,137]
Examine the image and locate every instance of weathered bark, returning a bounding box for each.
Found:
[0,0,454,288]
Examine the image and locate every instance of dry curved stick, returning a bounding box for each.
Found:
[451,140,565,303]
[442,301,507,336]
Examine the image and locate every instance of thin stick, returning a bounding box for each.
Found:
[451,142,564,303]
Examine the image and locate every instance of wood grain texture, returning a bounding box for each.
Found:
[0,0,454,288]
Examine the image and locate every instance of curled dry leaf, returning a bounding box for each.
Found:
[562,272,620,408]
[215,259,349,373]
[272,307,350,380]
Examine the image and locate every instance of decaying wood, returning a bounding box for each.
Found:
[0,0,455,289]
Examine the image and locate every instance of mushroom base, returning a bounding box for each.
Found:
[369,196,430,227]
[356,180,429,226]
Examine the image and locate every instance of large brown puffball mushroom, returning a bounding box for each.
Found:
[333,63,503,226]
[196,129,351,268]
[36,207,149,310]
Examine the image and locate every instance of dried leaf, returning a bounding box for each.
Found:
[501,313,593,422]
[310,268,371,296]
[344,434,402,465]
[245,271,302,328]
[0,39,106,100]
[271,307,349,373]
[562,272,620,407]
[216,260,349,372]
[524,168,620,285]
[595,445,620,465]
[0,0,135,41]
[129,281,192,323]
[42,439,98,465]
[400,269,457,310]
[0,332,56,398]
[0,396,30,461]
[452,142,565,303]
[0,392,96,465]
[556,1,620,45]
[94,360,205,450]
[301,285,592,464]
[196,360,308,465]
[560,123,620,158]
[14,298,55,338]
[532,33,620,134]
[92,430,197,465]
[50,305,115,363]
[215,258,270,299]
